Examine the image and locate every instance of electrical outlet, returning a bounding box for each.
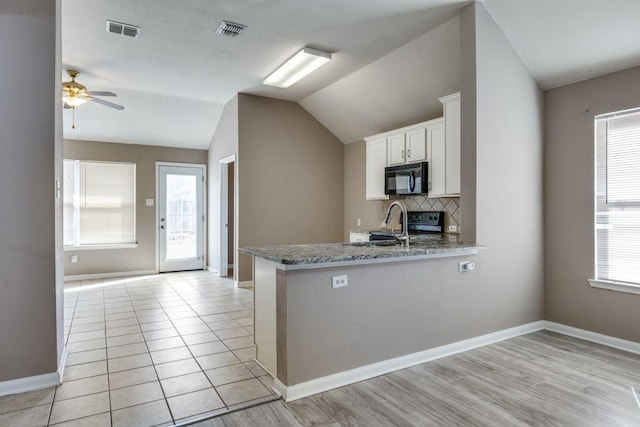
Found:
[448,225,457,232]
[458,261,475,272]
[357,218,361,227]
[332,275,348,288]
[71,254,78,264]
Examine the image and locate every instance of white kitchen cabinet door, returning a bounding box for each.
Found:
[426,119,446,197]
[387,133,406,165]
[443,93,461,194]
[406,127,427,162]
[365,138,389,200]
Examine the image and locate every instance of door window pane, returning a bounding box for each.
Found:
[165,174,197,259]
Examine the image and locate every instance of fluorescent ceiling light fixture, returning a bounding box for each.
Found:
[263,47,331,88]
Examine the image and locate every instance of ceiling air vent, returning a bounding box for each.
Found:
[215,20,247,37]
[106,20,140,38]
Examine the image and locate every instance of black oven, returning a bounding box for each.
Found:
[384,162,428,195]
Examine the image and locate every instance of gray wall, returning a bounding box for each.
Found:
[0,1,63,382]
[462,3,544,325]
[545,66,640,341]
[281,257,487,385]
[63,140,207,277]
[237,94,345,282]
[343,140,384,239]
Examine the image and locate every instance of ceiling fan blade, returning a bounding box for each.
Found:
[90,97,125,110]
[87,91,117,97]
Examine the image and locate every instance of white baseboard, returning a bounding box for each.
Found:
[64,269,157,281]
[542,321,640,355]
[58,348,68,382]
[0,347,68,397]
[277,320,640,402]
[0,372,61,397]
[273,378,287,399]
[279,320,546,402]
[207,266,218,273]
[237,280,253,289]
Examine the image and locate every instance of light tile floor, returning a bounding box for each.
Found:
[0,271,278,427]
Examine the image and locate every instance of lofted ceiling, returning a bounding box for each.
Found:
[62,0,467,148]
[482,0,640,90]
[62,0,640,149]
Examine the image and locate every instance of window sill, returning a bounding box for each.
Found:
[64,243,138,252]
[588,279,640,295]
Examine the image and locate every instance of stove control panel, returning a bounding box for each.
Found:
[406,211,445,233]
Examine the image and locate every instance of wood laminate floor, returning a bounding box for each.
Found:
[195,331,640,427]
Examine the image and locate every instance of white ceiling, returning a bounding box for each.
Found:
[482,0,640,90]
[62,0,466,149]
[62,0,640,149]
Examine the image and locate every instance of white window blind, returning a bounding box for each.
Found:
[63,160,136,246]
[595,109,640,285]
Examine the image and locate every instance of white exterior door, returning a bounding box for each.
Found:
[158,164,205,272]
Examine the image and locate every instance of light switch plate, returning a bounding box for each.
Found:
[146,198,154,206]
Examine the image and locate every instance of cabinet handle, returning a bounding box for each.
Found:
[402,149,405,159]
[407,148,411,158]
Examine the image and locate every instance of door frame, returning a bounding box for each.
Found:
[219,154,236,279]
[155,162,207,273]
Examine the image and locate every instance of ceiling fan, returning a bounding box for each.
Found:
[62,69,124,111]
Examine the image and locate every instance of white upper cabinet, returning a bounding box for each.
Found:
[440,92,461,195]
[387,133,406,165]
[406,127,427,162]
[425,118,445,196]
[427,92,461,198]
[365,137,389,200]
[364,91,460,200]
[386,124,428,165]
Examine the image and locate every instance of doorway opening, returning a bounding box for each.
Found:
[220,155,236,279]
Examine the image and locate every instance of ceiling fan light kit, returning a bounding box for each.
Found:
[62,69,124,128]
[263,46,332,88]
[62,69,89,107]
[62,69,123,110]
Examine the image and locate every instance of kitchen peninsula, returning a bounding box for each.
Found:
[240,238,480,401]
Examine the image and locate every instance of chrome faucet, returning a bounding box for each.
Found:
[382,201,409,248]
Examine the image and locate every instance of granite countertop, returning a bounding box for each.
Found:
[240,239,481,270]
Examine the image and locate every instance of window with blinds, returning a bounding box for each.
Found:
[594,109,640,286]
[63,160,136,246]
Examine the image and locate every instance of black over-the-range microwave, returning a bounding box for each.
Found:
[384,162,428,195]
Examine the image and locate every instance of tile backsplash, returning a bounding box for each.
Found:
[382,196,461,233]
